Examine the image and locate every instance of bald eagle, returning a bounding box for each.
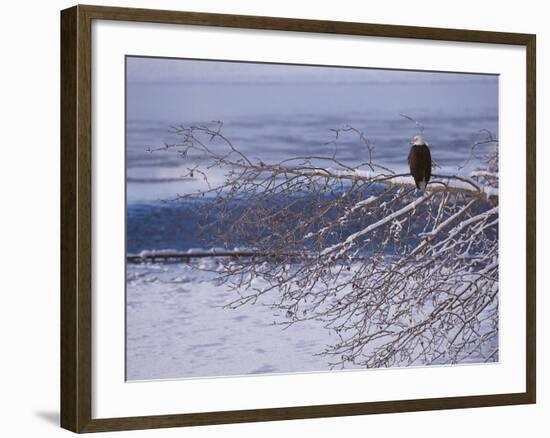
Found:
[408,135,431,190]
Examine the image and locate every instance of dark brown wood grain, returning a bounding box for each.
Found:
[60,6,78,432]
[60,4,536,433]
[525,34,536,404]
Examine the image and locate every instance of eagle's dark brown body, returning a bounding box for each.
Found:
[408,144,432,190]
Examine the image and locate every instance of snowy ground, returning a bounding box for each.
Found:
[126,258,352,381]
[127,256,498,380]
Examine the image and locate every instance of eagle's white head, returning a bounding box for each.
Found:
[410,135,428,146]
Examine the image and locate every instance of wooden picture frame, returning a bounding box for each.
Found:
[61,4,536,433]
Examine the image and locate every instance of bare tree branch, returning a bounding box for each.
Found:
[148,121,499,369]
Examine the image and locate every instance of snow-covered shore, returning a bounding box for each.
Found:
[127,256,498,380]
[126,259,349,381]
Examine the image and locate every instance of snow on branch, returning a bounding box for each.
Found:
[149,121,499,369]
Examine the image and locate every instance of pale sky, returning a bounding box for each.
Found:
[126,56,497,85]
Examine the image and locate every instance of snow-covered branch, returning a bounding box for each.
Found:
[149,121,499,369]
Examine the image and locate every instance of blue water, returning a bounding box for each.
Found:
[127,202,208,254]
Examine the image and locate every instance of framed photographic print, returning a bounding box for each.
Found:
[60,4,536,433]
